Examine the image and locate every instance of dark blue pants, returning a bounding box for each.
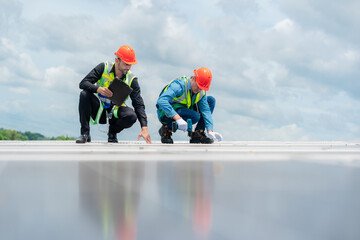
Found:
[157,96,215,131]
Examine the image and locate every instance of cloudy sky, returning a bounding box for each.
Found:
[1,0,359,141]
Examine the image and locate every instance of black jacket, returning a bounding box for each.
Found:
[79,62,148,127]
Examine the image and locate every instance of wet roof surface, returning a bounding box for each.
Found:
[1,141,360,240]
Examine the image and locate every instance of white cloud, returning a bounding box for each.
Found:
[0,66,11,83]
[216,113,308,141]
[44,66,81,93]
[17,53,43,80]
[0,38,17,59]
[0,37,42,83]
[277,0,360,43]
[26,14,98,52]
[218,0,258,18]
[0,0,22,35]
[272,18,294,33]
[0,98,29,114]
[131,0,152,8]
[9,87,29,94]
[311,49,360,73]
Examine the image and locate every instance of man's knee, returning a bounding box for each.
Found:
[192,112,201,123]
[184,111,200,124]
[128,112,137,124]
[122,111,137,127]
[177,108,201,124]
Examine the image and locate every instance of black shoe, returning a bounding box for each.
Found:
[76,134,91,144]
[190,130,214,144]
[108,133,118,143]
[159,125,173,144]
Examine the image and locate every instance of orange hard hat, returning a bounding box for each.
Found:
[194,67,212,91]
[114,45,137,65]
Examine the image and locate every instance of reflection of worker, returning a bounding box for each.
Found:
[76,45,151,144]
[156,67,223,144]
[79,162,144,240]
[156,161,215,238]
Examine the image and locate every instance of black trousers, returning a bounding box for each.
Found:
[78,90,137,135]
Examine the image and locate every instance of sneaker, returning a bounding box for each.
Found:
[159,125,173,144]
[76,134,91,144]
[108,133,118,143]
[190,130,214,144]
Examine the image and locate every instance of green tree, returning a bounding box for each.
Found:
[0,128,75,141]
[4,129,28,140]
[24,131,46,140]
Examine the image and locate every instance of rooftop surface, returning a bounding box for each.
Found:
[1,141,360,240]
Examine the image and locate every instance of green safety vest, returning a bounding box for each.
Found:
[90,61,136,125]
[160,76,206,111]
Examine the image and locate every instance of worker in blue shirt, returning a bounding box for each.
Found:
[156,67,223,144]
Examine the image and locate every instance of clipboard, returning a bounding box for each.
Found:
[108,78,133,106]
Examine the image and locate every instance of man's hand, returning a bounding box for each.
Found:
[175,118,188,132]
[97,87,113,97]
[137,126,152,144]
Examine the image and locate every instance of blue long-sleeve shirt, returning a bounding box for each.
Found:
[157,78,214,131]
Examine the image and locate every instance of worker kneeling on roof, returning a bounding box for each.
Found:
[156,67,223,144]
[76,45,151,144]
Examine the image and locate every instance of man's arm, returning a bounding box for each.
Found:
[129,78,148,127]
[156,80,184,118]
[79,63,105,93]
[130,78,152,143]
[198,95,214,131]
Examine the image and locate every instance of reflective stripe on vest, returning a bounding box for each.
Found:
[160,76,205,109]
[97,61,114,109]
[90,61,136,124]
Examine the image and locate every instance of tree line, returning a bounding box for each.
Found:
[0,128,75,140]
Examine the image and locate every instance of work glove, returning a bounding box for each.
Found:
[176,118,188,132]
[208,131,223,142]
